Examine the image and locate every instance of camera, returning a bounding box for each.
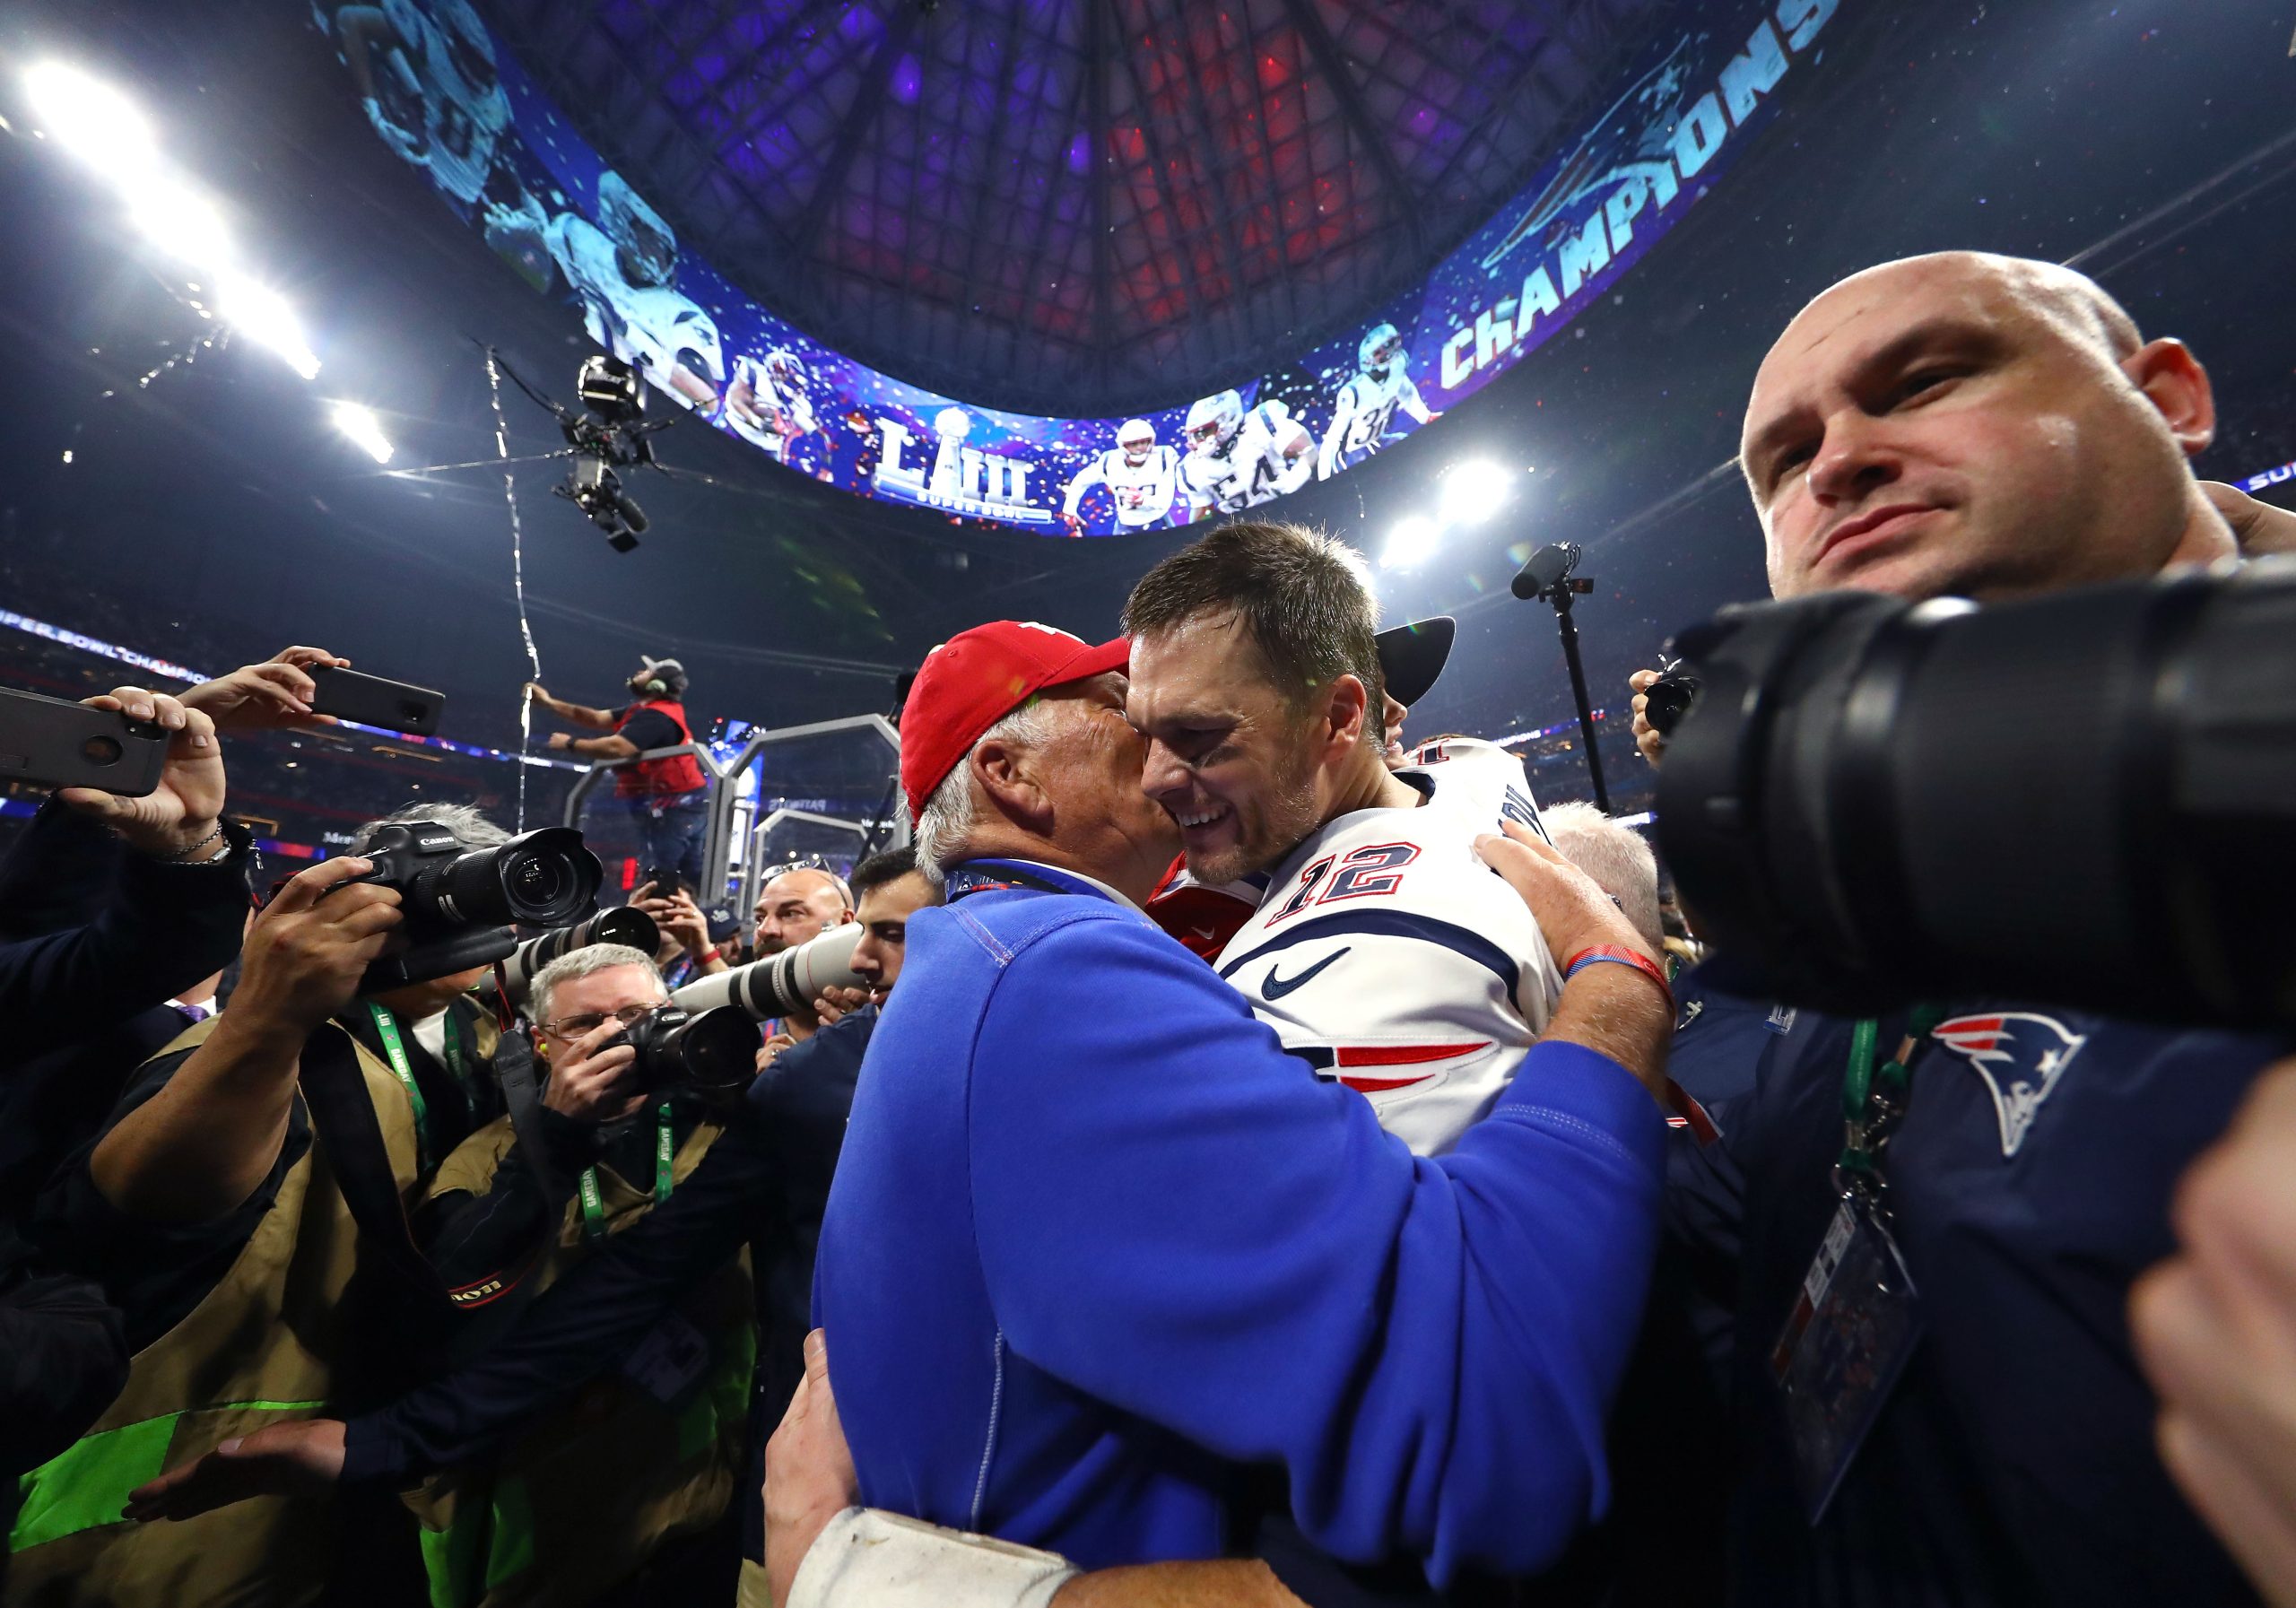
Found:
[1653,561,2296,1029]
[577,353,644,423]
[669,922,866,1021]
[615,1003,760,1094]
[490,905,661,1013]
[1640,657,1702,738]
[354,822,604,992]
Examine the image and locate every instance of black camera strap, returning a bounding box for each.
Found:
[297,1022,456,1308]
[303,1020,552,1312]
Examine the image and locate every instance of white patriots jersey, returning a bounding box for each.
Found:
[1065,446,1181,527]
[726,356,817,456]
[1322,369,1424,471]
[548,215,726,390]
[1180,404,1309,514]
[1215,738,1561,1156]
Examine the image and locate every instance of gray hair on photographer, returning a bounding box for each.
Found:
[528,943,664,1027]
[351,802,511,855]
[1540,802,1662,955]
[911,700,1057,886]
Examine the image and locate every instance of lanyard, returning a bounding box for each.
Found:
[439,1011,470,1090]
[367,1002,431,1174]
[1835,1006,1945,1202]
[943,861,1077,902]
[578,1102,677,1244]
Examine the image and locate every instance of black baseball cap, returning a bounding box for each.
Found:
[1375,616,1455,708]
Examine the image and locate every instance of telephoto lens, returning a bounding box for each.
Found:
[493,906,662,1012]
[617,1004,760,1094]
[668,922,866,1020]
[1655,561,2296,1030]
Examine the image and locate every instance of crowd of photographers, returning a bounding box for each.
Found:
[0,248,2292,1608]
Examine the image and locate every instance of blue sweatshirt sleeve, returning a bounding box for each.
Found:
[965,913,1667,1586]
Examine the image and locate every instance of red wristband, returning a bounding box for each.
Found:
[1562,944,1672,1001]
[696,946,722,965]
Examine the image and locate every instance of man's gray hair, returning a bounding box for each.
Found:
[351,802,511,855]
[529,943,664,1026]
[1541,802,1663,954]
[911,700,1058,887]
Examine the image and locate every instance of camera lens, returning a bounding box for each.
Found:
[81,735,123,766]
[631,1004,757,1094]
[1653,566,2296,1028]
[1643,674,1701,737]
[506,850,569,909]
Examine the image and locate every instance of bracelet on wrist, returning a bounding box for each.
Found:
[696,946,722,965]
[1561,944,1672,1003]
[152,821,231,865]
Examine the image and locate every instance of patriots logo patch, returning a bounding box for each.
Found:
[1930,1013,2087,1158]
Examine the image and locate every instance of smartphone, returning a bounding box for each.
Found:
[0,686,169,795]
[306,665,444,736]
[640,865,687,899]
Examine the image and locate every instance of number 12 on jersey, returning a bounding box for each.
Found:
[1269,842,1420,923]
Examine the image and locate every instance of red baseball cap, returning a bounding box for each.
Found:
[900,622,1129,821]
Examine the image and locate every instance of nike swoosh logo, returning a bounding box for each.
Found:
[1263,947,1351,1000]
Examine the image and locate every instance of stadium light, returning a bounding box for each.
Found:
[1381,514,1440,570]
[1438,460,1519,526]
[331,401,393,464]
[23,62,162,178]
[126,186,233,271]
[217,275,319,379]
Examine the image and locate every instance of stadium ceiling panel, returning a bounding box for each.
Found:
[474,0,1665,416]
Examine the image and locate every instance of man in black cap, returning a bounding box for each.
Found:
[526,655,711,885]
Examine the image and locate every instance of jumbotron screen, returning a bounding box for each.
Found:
[323,0,1840,536]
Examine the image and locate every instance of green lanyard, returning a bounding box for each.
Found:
[1836,1006,1945,1199]
[578,1103,677,1244]
[439,1011,469,1091]
[367,1003,432,1173]
[367,996,484,1176]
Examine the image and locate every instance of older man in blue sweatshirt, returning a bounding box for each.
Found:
[807,620,1673,1594]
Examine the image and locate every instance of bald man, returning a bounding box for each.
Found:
[753,868,853,959]
[1636,253,2283,1608]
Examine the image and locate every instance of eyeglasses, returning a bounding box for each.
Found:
[538,1003,657,1039]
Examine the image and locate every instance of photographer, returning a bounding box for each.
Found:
[14,803,523,1602]
[126,848,942,1601]
[403,943,757,1608]
[0,682,252,1497]
[526,656,710,886]
[747,864,857,1059]
[1630,252,2281,1606]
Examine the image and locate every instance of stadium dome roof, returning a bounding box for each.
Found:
[474,0,1664,416]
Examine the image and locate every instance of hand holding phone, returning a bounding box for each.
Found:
[0,685,170,796]
[306,665,445,736]
[34,687,228,859]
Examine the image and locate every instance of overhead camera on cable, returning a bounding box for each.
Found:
[554,354,670,552]
[489,347,676,553]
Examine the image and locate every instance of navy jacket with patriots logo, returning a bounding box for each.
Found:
[1671,1001,2287,1606]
